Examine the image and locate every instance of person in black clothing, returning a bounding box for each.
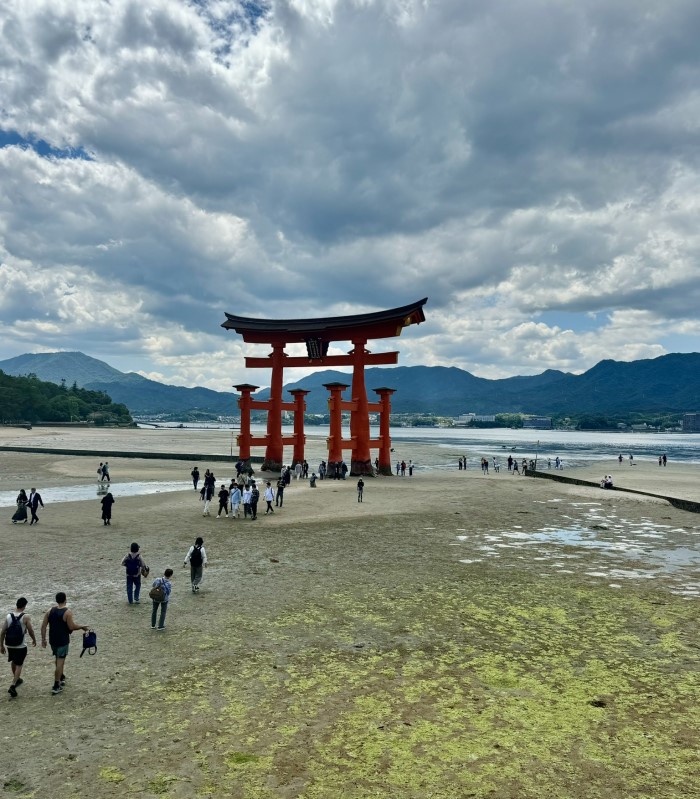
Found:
[121,542,147,604]
[27,488,44,525]
[12,490,28,524]
[216,485,230,518]
[250,483,259,520]
[275,477,285,507]
[40,592,90,695]
[191,467,200,490]
[101,492,115,525]
[357,478,364,502]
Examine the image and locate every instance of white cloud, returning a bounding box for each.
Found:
[1,0,700,387]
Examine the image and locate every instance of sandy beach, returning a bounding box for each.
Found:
[0,428,698,798]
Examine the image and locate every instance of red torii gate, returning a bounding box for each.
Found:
[222,298,427,475]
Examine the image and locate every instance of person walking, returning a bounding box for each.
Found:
[100,491,115,526]
[242,485,252,519]
[121,542,147,604]
[101,462,111,482]
[11,489,28,524]
[1,597,37,698]
[216,484,229,519]
[250,483,260,520]
[40,592,90,695]
[202,479,214,517]
[191,467,200,490]
[150,569,173,630]
[230,483,241,518]
[357,478,364,502]
[27,488,44,525]
[264,482,275,514]
[275,476,285,507]
[184,537,207,592]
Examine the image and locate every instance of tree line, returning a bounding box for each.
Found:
[0,371,133,425]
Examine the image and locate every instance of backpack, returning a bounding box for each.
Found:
[190,545,203,568]
[80,629,97,657]
[149,579,166,602]
[125,554,141,576]
[251,488,259,503]
[5,613,24,647]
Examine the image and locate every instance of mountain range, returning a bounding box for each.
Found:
[1,350,699,417]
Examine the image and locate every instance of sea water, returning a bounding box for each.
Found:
[3,427,700,507]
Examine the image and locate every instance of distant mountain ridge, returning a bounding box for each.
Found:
[1,351,699,417]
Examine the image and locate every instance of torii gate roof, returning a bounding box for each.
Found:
[222,297,427,344]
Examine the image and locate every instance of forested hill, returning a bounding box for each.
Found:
[0,371,133,425]
[1,350,700,417]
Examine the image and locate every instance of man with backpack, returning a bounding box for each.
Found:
[150,569,174,630]
[183,537,208,593]
[0,598,37,698]
[40,592,90,695]
[121,542,148,604]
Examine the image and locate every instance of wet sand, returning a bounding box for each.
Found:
[1,429,698,798]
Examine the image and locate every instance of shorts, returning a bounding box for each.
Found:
[51,644,69,658]
[6,647,28,666]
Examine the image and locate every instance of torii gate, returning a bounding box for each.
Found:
[221,298,427,475]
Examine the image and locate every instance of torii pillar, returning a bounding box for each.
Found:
[233,383,258,472]
[324,382,349,478]
[289,388,310,467]
[349,338,372,475]
[372,387,395,475]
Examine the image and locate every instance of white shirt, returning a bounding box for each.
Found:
[184,545,208,565]
[264,487,274,501]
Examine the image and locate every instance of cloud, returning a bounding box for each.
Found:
[1,0,700,390]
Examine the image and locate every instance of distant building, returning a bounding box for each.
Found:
[522,416,552,429]
[456,413,496,425]
[682,413,700,433]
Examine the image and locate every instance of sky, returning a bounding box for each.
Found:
[1,0,700,392]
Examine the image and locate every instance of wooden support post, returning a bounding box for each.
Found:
[263,344,285,472]
[324,382,349,479]
[350,339,373,476]
[373,387,395,475]
[289,388,309,467]
[234,384,259,472]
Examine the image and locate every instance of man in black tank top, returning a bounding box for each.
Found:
[41,592,90,695]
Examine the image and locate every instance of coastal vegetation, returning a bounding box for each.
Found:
[0,370,133,425]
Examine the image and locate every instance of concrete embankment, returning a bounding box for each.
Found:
[528,468,700,513]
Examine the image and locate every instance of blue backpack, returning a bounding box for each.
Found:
[80,630,97,657]
[125,555,141,576]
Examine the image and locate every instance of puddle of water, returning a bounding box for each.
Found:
[1,481,191,508]
[455,499,700,595]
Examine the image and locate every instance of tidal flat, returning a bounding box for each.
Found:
[0,442,698,798]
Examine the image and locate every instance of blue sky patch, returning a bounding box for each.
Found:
[0,130,92,160]
[536,311,605,334]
